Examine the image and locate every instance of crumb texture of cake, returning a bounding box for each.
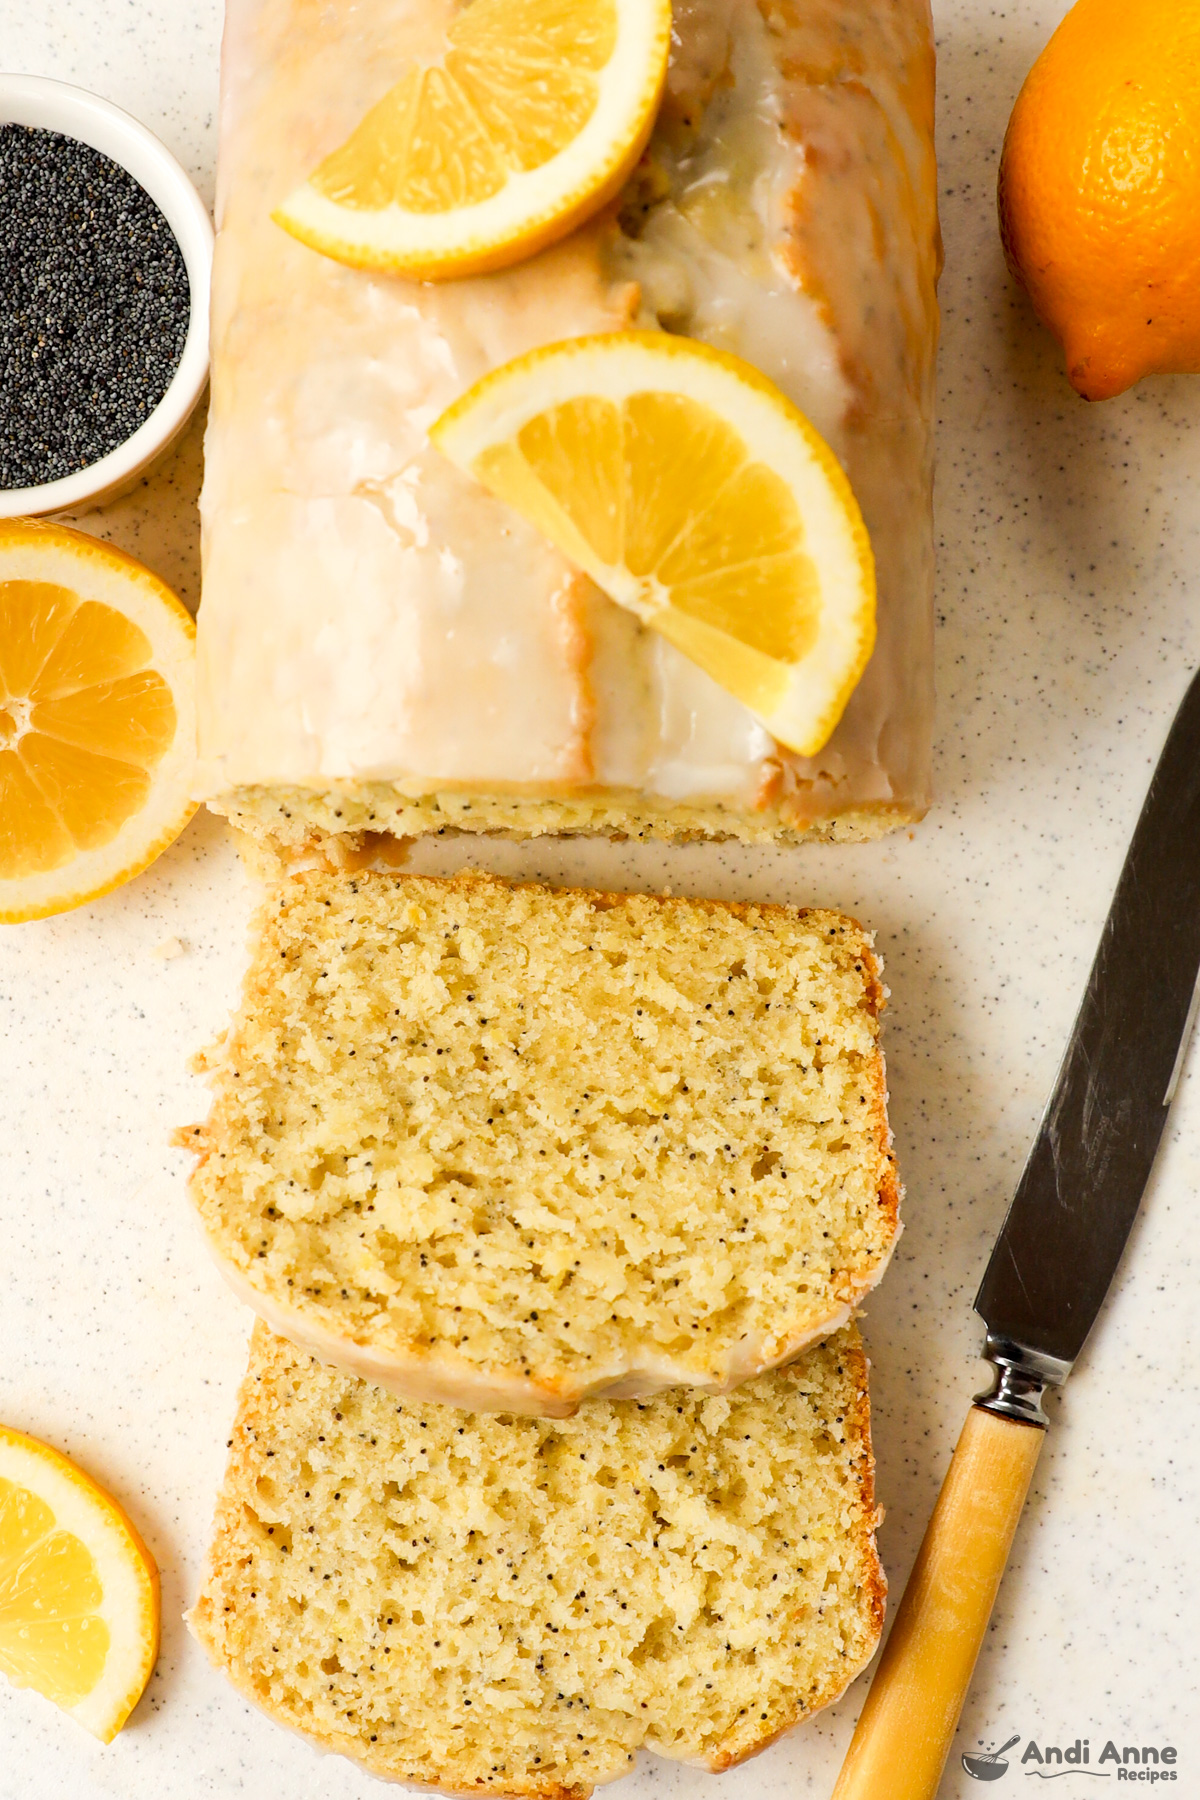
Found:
[190,1323,885,1797]
[183,871,899,1413]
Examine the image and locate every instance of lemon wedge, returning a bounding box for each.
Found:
[274,0,671,279]
[0,519,197,925]
[0,1425,159,1742]
[431,332,876,755]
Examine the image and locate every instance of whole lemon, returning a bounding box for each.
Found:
[998,0,1200,400]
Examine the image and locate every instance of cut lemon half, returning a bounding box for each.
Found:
[274,0,671,279]
[0,520,197,925]
[0,1425,159,1742]
[431,332,875,755]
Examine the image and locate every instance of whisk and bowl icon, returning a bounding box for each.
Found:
[962,1735,1021,1780]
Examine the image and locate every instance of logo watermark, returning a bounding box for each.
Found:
[963,1735,1020,1780]
[962,1735,1180,1782]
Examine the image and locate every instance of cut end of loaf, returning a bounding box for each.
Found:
[205,783,920,874]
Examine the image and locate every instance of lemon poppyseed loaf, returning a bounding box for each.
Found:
[196,0,939,859]
[190,1322,885,1797]
[181,871,900,1415]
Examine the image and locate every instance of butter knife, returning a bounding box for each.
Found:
[832,665,1200,1800]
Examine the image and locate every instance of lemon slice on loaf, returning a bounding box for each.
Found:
[0,1425,159,1742]
[275,0,671,280]
[0,520,197,924]
[431,332,875,756]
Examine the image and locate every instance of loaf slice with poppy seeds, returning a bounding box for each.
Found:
[181,870,899,1414]
[190,1321,885,1796]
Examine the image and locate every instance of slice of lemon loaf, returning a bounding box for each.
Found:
[182,871,899,1414]
[190,1322,885,1797]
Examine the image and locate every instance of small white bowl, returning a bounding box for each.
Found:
[0,74,213,518]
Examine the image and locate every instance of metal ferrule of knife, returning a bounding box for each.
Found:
[976,1335,1072,1429]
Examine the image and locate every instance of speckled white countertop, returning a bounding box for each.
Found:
[2,3,1199,1796]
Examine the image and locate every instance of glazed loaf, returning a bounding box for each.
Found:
[195,0,939,855]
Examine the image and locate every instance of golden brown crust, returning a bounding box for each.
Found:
[854,931,903,1274]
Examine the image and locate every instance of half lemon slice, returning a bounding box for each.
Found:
[0,520,197,925]
[275,0,672,280]
[0,1425,159,1742]
[431,332,875,755]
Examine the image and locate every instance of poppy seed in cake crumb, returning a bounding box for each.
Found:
[0,124,190,490]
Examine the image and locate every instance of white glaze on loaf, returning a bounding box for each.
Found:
[196,0,939,849]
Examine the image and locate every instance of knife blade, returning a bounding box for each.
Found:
[976,661,1200,1369]
[832,664,1200,1800]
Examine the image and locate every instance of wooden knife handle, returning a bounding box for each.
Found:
[831,1403,1044,1800]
